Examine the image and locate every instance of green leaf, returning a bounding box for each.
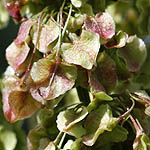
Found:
[0,1,9,29]
[130,90,150,105]
[2,76,41,122]
[80,4,94,16]
[37,109,54,128]
[133,108,150,135]
[84,12,115,40]
[70,139,89,150]
[89,73,105,93]
[68,123,86,138]
[56,106,88,133]
[94,92,113,101]
[28,125,50,150]
[63,88,80,108]
[67,14,85,32]
[89,0,106,13]
[0,126,17,150]
[7,91,40,123]
[140,134,150,150]
[113,55,130,81]
[117,35,147,72]
[76,68,88,88]
[82,104,118,146]
[136,74,150,89]
[32,19,59,53]
[104,125,128,143]
[61,30,100,70]
[36,108,58,136]
[105,31,128,48]
[95,125,128,147]
[30,58,55,85]
[145,106,150,117]
[63,140,74,150]
[56,105,87,138]
[87,92,113,113]
[96,52,118,92]
[6,42,30,74]
[133,133,150,150]
[15,19,36,45]
[31,63,77,100]
[70,139,81,150]
[70,0,84,8]
[20,2,43,18]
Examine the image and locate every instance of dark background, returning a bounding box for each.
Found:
[0,19,19,76]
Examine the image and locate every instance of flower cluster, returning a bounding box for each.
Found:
[1,0,150,150]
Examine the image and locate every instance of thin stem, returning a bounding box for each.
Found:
[58,133,66,149]
[56,0,66,59]
[44,0,66,96]
[20,9,45,86]
[129,115,142,135]
[55,102,83,114]
[130,115,144,150]
[51,16,64,30]
[136,119,143,131]
[62,4,72,38]
[118,98,135,121]
[56,21,62,59]
[48,61,59,88]
[117,96,143,136]
[54,132,63,145]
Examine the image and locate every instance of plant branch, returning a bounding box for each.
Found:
[118,98,135,121]
[54,132,63,145]
[20,9,45,86]
[45,0,66,97]
[58,133,66,149]
[62,4,72,38]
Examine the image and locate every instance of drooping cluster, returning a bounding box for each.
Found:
[1,0,150,150]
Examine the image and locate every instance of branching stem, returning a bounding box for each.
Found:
[58,133,66,149]
[20,9,45,86]
[118,98,135,121]
[62,4,72,38]
[54,132,63,145]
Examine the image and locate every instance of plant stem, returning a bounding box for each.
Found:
[118,98,135,121]
[62,4,72,38]
[54,132,63,145]
[129,115,142,134]
[48,0,66,85]
[58,133,66,149]
[20,9,45,86]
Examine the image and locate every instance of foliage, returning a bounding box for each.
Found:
[1,0,150,150]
